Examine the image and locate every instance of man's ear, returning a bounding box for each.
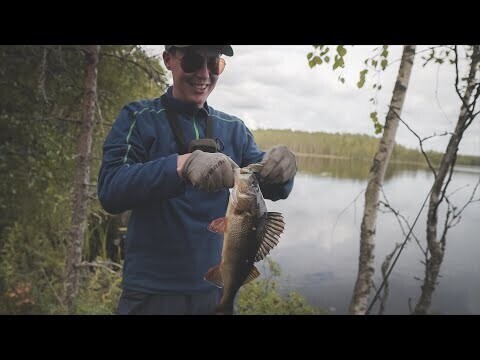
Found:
[163,51,173,70]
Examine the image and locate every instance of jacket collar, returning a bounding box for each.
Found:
[164,86,210,117]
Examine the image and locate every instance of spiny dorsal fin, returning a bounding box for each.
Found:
[254,212,285,262]
[242,265,260,285]
[204,264,223,288]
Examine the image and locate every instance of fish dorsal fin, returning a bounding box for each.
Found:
[243,265,260,285]
[255,212,285,262]
[204,264,223,288]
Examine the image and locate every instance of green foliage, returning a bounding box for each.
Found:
[74,262,122,315]
[420,46,479,96]
[381,59,388,70]
[357,69,368,88]
[0,220,67,314]
[237,258,325,315]
[337,45,347,57]
[308,45,394,134]
[307,45,350,73]
[422,46,455,67]
[309,46,328,69]
[370,111,384,134]
[0,45,167,314]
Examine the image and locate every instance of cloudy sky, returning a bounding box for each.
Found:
[144,45,479,156]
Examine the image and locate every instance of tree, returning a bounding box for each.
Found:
[63,45,100,312]
[413,45,480,314]
[366,46,480,315]
[308,45,417,314]
[349,46,416,314]
[0,45,167,314]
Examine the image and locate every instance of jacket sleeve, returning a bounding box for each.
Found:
[97,107,186,214]
[240,126,294,201]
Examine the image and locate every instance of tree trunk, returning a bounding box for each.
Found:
[63,45,100,313]
[413,46,480,315]
[349,45,416,315]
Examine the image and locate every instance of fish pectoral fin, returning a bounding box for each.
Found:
[204,264,223,288]
[242,265,260,285]
[254,212,285,262]
[208,217,227,234]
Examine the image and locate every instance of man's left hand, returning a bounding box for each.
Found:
[260,145,297,184]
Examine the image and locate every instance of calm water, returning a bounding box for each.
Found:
[259,157,480,315]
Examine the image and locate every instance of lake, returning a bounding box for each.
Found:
[259,156,480,315]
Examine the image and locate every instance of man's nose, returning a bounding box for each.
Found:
[196,58,210,78]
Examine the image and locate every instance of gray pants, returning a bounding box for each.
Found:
[117,288,222,315]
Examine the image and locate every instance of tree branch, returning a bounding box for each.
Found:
[453,45,480,122]
[388,106,437,176]
[446,176,480,232]
[386,46,446,69]
[41,268,65,309]
[378,242,402,315]
[78,260,123,274]
[379,187,425,255]
[331,188,366,242]
[37,47,50,104]
[434,62,452,125]
[101,46,168,87]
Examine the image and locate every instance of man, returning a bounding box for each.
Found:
[98,45,297,315]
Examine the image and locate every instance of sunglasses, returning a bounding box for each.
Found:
[177,50,226,75]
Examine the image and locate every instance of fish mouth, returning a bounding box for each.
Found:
[239,190,257,198]
[244,163,263,174]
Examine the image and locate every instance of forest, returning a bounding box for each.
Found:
[1,45,478,315]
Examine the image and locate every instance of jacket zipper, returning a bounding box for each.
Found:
[192,113,200,140]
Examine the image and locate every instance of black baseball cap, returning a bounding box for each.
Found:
[165,45,234,57]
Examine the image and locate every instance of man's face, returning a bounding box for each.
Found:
[163,47,224,107]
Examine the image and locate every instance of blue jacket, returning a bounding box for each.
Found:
[98,87,294,294]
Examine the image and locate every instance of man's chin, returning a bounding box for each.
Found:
[187,94,208,106]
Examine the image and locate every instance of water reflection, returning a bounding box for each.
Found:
[259,157,480,314]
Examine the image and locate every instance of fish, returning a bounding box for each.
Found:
[205,163,285,315]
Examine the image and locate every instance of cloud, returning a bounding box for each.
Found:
[143,45,480,156]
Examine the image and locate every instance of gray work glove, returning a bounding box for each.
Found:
[260,145,297,184]
[182,150,239,192]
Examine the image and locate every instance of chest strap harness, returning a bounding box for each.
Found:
[161,94,223,155]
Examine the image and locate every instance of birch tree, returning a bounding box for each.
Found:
[348,46,416,314]
[308,45,417,314]
[413,45,480,314]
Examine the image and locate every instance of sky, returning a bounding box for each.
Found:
[143,45,480,157]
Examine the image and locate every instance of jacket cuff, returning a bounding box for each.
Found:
[160,153,187,197]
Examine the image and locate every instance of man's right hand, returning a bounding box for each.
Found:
[179,150,239,192]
